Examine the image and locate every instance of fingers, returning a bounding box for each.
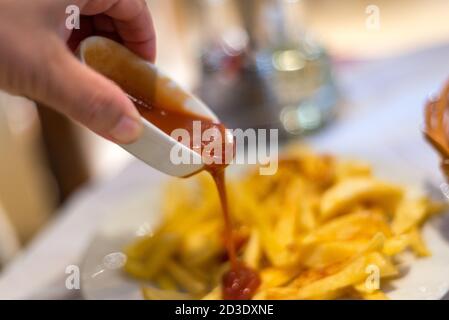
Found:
[106,1,156,62]
[35,39,143,144]
[93,14,115,33]
[68,16,123,52]
[67,16,94,52]
[79,0,156,62]
[55,0,155,143]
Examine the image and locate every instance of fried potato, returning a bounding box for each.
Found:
[320,177,403,220]
[259,267,299,289]
[300,241,369,269]
[268,254,372,299]
[154,273,178,291]
[124,233,180,279]
[407,228,431,257]
[355,289,389,300]
[124,147,443,300]
[165,260,207,295]
[141,286,192,300]
[202,286,222,300]
[179,220,222,267]
[303,210,392,244]
[383,234,410,256]
[392,197,428,235]
[335,161,372,181]
[243,230,262,269]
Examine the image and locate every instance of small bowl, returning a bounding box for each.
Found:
[78,36,232,177]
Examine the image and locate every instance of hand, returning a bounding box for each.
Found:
[0,0,156,144]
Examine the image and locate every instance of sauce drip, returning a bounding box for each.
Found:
[130,96,260,299]
[212,169,261,300]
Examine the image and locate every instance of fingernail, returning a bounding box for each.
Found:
[109,116,143,144]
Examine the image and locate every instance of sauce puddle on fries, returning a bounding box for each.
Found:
[211,169,261,300]
[130,95,261,300]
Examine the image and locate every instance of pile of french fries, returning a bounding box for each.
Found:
[124,147,444,300]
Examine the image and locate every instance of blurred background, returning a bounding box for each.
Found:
[1,0,449,271]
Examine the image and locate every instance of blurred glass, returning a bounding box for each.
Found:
[192,0,339,137]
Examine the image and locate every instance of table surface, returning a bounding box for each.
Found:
[1,44,449,299]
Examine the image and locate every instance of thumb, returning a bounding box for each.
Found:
[34,39,143,144]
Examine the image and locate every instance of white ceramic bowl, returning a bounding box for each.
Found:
[79,36,233,177]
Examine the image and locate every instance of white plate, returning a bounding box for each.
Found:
[81,157,449,300]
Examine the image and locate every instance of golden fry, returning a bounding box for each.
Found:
[141,286,192,300]
[392,197,428,235]
[123,147,443,300]
[320,177,403,220]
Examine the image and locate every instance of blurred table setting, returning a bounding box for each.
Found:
[1,0,449,299]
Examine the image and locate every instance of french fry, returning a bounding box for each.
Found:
[360,291,389,300]
[296,196,318,232]
[154,273,179,291]
[259,267,298,289]
[123,147,442,300]
[320,177,403,220]
[303,210,392,244]
[352,285,389,300]
[383,231,430,257]
[124,235,156,260]
[124,259,151,280]
[252,290,268,300]
[408,228,431,257]
[366,251,398,278]
[276,250,392,300]
[243,230,262,269]
[179,220,222,267]
[202,286,222,300]
[166,260,207,295]
[140,233,180,279]
[392,197,428,235]
[383,234,410,256]
[234,187,291,266]
[141,286,192,300]
[335,161,372,181]
[300,241,368,269]
[268,255,370,299]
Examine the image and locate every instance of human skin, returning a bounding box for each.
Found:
[0,0,156,144]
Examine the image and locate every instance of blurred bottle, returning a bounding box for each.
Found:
[194,0,339,137]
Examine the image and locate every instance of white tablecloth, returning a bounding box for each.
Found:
[1,44,449,299]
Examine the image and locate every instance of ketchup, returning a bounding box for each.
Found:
[130,96,261,300]
[210,168,261,300]
[129,95,227,153]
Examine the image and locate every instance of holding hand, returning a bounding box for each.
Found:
[0,0,157,143]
